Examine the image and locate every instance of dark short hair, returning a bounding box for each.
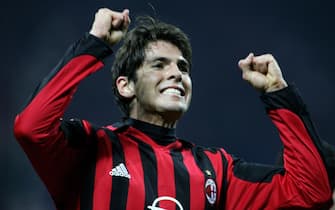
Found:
[111,16,192,116]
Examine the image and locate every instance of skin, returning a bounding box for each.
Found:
[121,41,192,128]
[238,53,288,93]
[89,8,288,128]
[89,8,131,45]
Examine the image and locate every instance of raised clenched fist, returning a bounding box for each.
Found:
[89,8,131,46]
[238,53,288,93]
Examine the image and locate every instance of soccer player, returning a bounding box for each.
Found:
[14,7,333,210]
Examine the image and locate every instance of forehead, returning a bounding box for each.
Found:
[144,40,183,60]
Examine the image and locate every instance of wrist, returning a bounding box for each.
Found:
[265,79,288,93]
[89,29,107,40]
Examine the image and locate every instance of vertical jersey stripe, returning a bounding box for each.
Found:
[93,130,113,210]
[192,147,217,210]
[182,149,206,210]
[170,150,190,210]
[155,148,176,210]
[104,129,129,210]
[218,150,228,209]
[120,138,146,210]
[130,135,158,208]
[204,150,224,209]
[79,143,97,210]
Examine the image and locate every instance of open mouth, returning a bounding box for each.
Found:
[161,87,185,97]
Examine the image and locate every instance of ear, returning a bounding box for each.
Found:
[116,76,135,99]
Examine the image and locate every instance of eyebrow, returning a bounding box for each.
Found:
[146,57,169,64]
[146,56,190,67]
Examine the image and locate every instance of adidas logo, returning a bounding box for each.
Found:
[109,163,131,179]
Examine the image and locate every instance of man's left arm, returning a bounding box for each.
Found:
[238,53,333,188]
[224,54,333,208]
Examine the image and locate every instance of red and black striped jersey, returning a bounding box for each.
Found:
[14,33,333,210]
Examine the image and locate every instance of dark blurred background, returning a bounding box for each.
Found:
[1,0,334,209]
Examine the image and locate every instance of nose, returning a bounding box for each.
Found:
[166,63,182,81]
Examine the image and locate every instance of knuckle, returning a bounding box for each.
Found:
[266,53,274,59]
[98,8,109,14]
[115,13,124,19]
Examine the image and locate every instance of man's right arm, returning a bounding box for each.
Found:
[13,32,113,205]
[13,8,130,206]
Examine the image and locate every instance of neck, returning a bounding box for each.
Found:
[127,118,177,145]
[129,110,181,128]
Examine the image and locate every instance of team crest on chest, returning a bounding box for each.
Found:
[205,178,217,205]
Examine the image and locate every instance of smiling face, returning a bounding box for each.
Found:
[126,40,192,126]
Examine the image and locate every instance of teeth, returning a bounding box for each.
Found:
[162,88,182,96]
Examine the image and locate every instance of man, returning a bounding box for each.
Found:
[14,7,333,210]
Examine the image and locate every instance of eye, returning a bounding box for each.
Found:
[152,62,164,69]
[177,62,190,74]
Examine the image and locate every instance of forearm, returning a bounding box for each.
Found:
[262,85,332,205]
[14,33,112,143]
[12,33,112,205]
[224,86,332,209]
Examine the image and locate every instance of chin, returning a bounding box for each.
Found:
[162,106,188,118]
[154,100,191,117]
[159,102,188,112]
